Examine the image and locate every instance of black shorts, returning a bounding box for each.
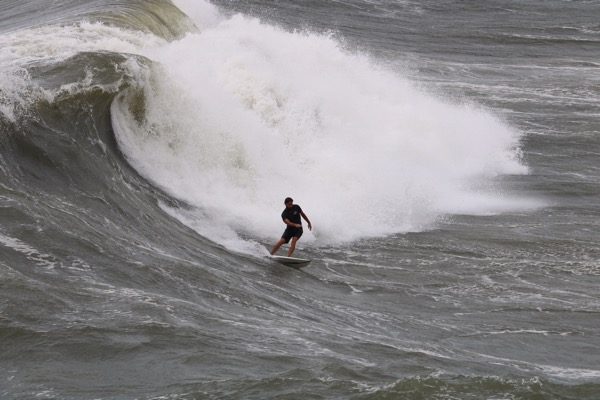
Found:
[281,226,303,243]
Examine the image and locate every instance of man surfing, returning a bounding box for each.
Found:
[270,197,312,257]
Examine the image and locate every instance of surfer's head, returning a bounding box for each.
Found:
[284,197,293,208]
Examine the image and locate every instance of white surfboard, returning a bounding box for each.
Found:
[270,255,311,268]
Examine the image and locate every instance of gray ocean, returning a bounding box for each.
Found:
[1,0,599,398]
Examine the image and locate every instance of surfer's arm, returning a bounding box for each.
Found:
[300,211,312,231]
[283,218,302,228]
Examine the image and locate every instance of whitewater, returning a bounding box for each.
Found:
[112,0,534,252]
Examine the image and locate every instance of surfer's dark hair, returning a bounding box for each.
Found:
[284,197,293,204]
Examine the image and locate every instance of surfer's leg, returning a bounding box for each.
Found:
[287,236,300,257]
[271,238,286,255]
[273,228,295,255]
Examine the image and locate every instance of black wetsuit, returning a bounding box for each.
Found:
[281,204,303,243]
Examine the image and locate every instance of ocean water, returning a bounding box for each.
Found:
[0,0,599,398]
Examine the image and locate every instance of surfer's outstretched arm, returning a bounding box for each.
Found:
[300,211,312,230]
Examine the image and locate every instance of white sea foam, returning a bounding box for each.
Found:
[111,2,534,252]
[171,0,222,31]
[0,233,57,269]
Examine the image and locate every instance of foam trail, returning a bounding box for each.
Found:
[108,4,533,250]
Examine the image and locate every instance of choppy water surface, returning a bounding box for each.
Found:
[1,0,599,398]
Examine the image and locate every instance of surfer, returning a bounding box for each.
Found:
[270,197,312,257]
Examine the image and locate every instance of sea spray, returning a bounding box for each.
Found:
[111,6,530,251]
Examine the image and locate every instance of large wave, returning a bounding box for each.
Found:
[0,0,533,254]
[111,0,532,253]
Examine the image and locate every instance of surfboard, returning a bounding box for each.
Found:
[270,255,311,268]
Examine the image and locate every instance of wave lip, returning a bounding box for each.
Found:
[0,0,194,39]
